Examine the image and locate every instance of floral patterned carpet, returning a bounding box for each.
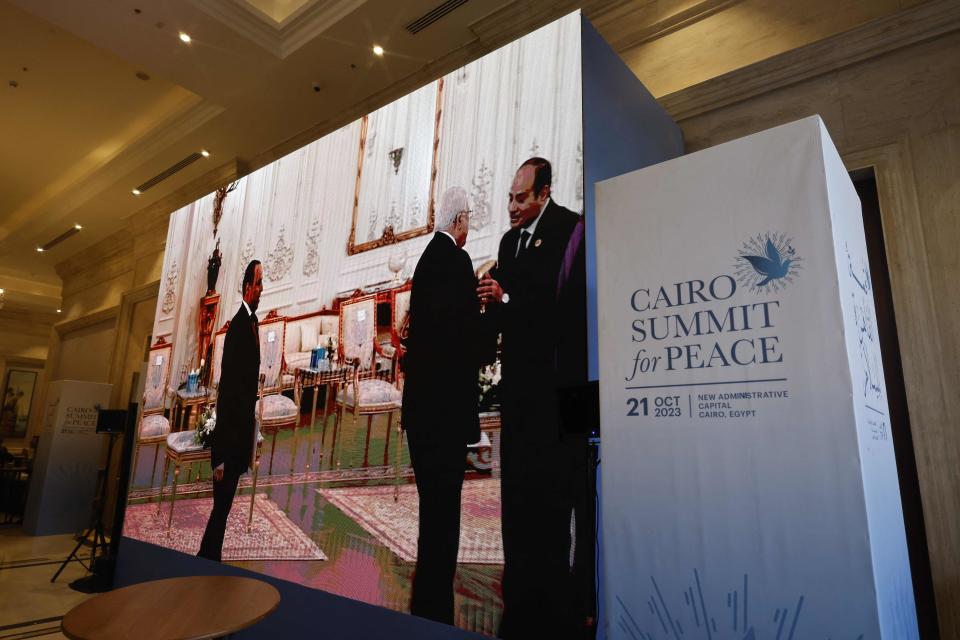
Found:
[316,478,503,564]
[123,493,326,561]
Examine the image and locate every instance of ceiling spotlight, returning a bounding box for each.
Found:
[372,45,384,56]
[36,247,44,253]
[179,32,192,44]
[132,188,141,196]
[74,224,83,230]
[200,150,210,157]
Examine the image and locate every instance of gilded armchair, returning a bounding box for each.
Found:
[159,378,266,534]
[255,310,300,475]
[333,294,402,469]
[133,336,173,487]
[388,282,411,388]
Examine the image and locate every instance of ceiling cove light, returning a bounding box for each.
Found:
[372,45,384,56]
[179,32,192,44]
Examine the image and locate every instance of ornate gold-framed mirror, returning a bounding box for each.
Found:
[348,78,444,255]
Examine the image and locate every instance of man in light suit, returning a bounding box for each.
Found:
[198,260,262,561]
[478,158,586,638]
[402,187,483,624]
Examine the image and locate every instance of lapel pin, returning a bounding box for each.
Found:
[534,238,542,248]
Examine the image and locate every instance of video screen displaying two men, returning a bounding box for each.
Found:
[124,13,589,637]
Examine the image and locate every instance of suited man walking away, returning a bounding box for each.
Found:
[198,260,263,561]
[478,158,585,638]
[402,186,483,624]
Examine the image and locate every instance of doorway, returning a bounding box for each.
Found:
[851,168,938,639]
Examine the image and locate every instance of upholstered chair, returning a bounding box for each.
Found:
[281,311,340,385]
[159,380,265,535]
[133,336,173,487]
[255,310,299,474]
[388,283,412,388]
[333,294,402,470]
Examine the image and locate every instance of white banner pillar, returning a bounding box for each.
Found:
[596,116,918,639]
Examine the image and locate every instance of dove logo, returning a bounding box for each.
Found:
[734,233,802,293]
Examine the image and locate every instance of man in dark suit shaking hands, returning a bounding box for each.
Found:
[478,158,585,638]
[198,260,263,561]
[402,186,482,624]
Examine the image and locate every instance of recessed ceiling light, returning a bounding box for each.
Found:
[57,308,62,313]
[36,247,44,253]
[201,150,210,157]
[132,188,141,196]
[74,224,83,230]
[372,45,384,56]
[0,288,4,295]
[179,32,191,44]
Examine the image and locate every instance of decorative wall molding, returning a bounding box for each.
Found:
[658,0,960,122]
[161,260,179,315]
[56,230,137,301]
[597,0,744,52]
[240,239,255,267]
[408,196,423,229]
[469,0,605,45]
[302,219,322,277]
[264,226,295,282]
[469,161,493,230]
[53,305,120,337]
[189,0,366,58]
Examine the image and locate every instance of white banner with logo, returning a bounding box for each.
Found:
[596,117,917,639]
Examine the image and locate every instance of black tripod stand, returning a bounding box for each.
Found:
[51,431,118,583]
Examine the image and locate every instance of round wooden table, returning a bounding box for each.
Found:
[61,576,280,640]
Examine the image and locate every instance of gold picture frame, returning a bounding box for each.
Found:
[1,369,37,437]
[348,78,444,255]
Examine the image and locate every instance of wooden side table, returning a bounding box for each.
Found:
[171,387,210,432]
[299,364,349,471]
[61,575,280,640]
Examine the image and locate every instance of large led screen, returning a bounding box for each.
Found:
[123,13,587,636]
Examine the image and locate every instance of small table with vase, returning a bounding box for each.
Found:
[299,356,350,472]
